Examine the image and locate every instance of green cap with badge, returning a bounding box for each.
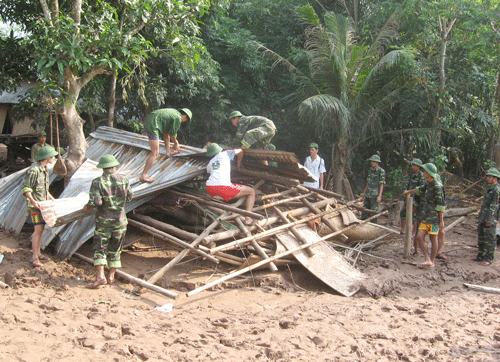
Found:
[485,167,500,179]
[96,154,120,169]
[422,163,438,179]
[228,111,243,121]
[36,145,58,161]
[205,143,223,157]
[368,154,381,163]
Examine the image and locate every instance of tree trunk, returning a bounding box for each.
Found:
[107,71,117,127]
[331,140,349,195]
[60,94,87,182]
[495,70,500,168]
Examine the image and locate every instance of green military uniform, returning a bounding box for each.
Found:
[415,179,445,225]
[86,169,133,268]
[143,108,182,139]
[400,169,426,220]
[477,170,500,263]
[234,116,276,149]
[21,162,51,224]
[362,165,386,221]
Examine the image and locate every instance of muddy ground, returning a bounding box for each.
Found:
[1,213,500,361]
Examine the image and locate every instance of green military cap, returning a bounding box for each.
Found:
[96,154,120,169]
[422,163,438,179]
[180,108,192,124]
[411,158,424,168]
[38,131,47,137]
[205,143,223,157]
[57,147,66,155]
[36,145,58,161]
[228,111,243,121]
[485,167,500,179]
[308,142,319,149]
[368,154,381,163]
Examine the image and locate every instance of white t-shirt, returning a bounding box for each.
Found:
[303,155,326,188]
[206,149,237,186]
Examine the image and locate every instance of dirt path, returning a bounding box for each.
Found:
[1,216,500,361]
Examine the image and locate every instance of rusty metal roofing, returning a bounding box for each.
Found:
[36,126,208,257]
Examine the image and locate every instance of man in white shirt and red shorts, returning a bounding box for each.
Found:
[205,143,256,226]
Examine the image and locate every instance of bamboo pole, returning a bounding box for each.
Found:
[187,210,388,297]
[254,192,314,211]
[301,185,344,200]
[168,189,264,220]
[260,188,298,201]
[403,194,413,258]
[444,216,466,232]
[204,198,344,245]
[127,219,219,264]
[73,253,179,299]
[131,214,199,241]
[234,217,278,272]
[464,283,500,294]
[209,209,334,254]
[236,168,300,187]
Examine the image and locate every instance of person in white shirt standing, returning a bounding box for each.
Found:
[205,143,256,225]
[303,142,326,189]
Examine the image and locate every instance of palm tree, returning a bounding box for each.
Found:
[259,4,412,194]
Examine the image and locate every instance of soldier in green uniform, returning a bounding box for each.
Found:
[361,154,386,223]
[22,145,58,267]
[400,159,426,249]
[84,155,133,288]
[403,163,445,268]
[30,131,47,163]
[229,111,276,153]
[474,167,500,266]
[140,108,192,183]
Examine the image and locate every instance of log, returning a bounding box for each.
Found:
[464,283,500,294]
[0,280,8,288]
[209,208,334,254]
[127,219,219,264]
[168,189,264,220]
[444,207,477,218]
[234,217,278,272]
[73,253,178,299]
[254,193,314,211]
[260,188,298,201]
[404,194,413,258]
[187,210,388,297]
[367,222,400,235]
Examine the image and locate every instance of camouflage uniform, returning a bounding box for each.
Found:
[400,170,426,220]
[143,108,182,139]
[234,116,276,149]
[477,183,500,263]
[21,162,50,224]
[86,170,133,268]
[415,179,445,225]
[362,166,386,221]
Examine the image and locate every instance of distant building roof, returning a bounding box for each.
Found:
[0,80,37,104]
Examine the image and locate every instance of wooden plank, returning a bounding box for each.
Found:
[464,283,500,294]
[275,225,365,297]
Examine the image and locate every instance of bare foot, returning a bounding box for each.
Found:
[106,276,115,285]
[87,278,107,289]
[419,262,434,269]
[436,253,447,260]
[244,217,255,226]
[31,258,43,268]
[139,175,155,183]
[480,260,492,266]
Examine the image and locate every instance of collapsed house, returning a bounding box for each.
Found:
[0,126,393,298]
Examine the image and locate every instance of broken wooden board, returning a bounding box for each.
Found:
[275,225,366,297]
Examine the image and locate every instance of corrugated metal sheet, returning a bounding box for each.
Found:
[37,126,208,257]
[0,165,58,233]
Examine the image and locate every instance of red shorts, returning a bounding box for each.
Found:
[206,184,243,201]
